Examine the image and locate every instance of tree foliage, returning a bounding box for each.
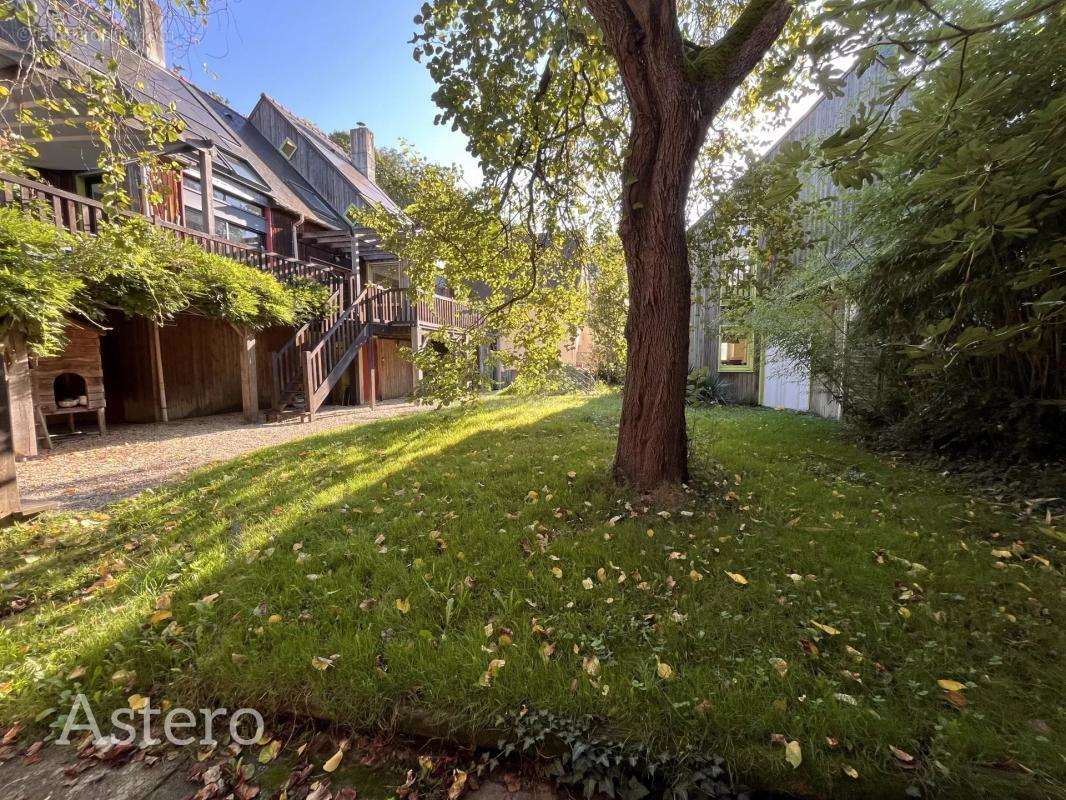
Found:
[0,205,80,355]
[701,2,1066,457]
[351,148,594,402]
[0,1,209,211]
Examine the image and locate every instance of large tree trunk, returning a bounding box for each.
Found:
[613,98,706,488]
[586,0,793,490]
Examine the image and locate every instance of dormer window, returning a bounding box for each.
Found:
[280,138,298,160]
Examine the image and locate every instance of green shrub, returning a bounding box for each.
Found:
[286,277,333,324]
[0,205,80,356]
[686,367,731,406]
[71,217,187,324]
[174,244,295,329]
[2,210,326,355]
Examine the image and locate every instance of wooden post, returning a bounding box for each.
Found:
[303,350,315,422]
[0,355,21,519]
[5,333,37,458]
[198,144,215,236]
[368,338,377,410]
[237,327,259,423]
[148,322,169,423]
[410,323,421,396]
[350,234,362,296]
[136,164,152,217]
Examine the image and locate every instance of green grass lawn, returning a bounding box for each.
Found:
[1,395,1063,799]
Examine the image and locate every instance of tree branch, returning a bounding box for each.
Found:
[688,0,793,108]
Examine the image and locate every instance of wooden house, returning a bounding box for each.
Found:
[687,62,889,417]
[0,0,474,514]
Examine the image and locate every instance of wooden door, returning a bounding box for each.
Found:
[374,339,413,400]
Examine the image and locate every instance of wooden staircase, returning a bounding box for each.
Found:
[270,285,414,420]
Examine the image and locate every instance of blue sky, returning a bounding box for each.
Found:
[168,0,480,177]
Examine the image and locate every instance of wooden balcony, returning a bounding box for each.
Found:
[0,172,351,294]
[0,171,476,330]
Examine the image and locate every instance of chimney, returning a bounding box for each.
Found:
[131,0,166,67]
[350,125,376,184]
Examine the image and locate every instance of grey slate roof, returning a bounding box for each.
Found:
[190,88,346,228]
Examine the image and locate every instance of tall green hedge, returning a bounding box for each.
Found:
[0,210,330,356]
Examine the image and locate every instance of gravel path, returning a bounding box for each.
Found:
[16,401,430,512]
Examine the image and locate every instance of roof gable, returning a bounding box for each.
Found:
[253,94,401,216]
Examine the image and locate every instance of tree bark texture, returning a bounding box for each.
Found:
[585,0,792,490]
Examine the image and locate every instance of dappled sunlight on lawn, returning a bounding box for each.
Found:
[1,395,1062,800]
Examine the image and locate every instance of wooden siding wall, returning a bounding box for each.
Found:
[374,337,413,401]
[271,208,299,258]
[249,102,363,220]
[688,62,889,408]
[689,284,760,404]
[100,315,157,424]
[149,163,184,225]
[158,316,243,419]
[102,314,245,422]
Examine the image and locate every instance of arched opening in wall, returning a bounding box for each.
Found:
[53,372,88,408]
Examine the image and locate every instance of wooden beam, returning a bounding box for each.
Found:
[0,357,21,520]
[355,346,365,405]
[148,322,169,423]
[410,323,421,397]
[369,338,377,410]
[5,333,37,459]
[351,234,362,296]
[237,327,259,423]
[198,145,215,236]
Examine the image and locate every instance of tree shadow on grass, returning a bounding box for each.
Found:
[1,394,633,736]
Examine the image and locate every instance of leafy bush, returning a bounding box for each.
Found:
[0,205,80,356]
[286,278,333,324]
[719,12,1065,459]
[686,368,731,406]
[174,245,296,329]
[2,210,321,355]
[71,218,188,324]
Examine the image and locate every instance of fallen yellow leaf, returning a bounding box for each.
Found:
[937,679,966,692]
[127,694,148,711]
[785,740,802,768]
[258,739,281,764]
[323,749,344,772]
[725,571,748,585]
[395,597,411,614]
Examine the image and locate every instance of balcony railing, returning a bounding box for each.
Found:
[0,172,353,295]
[0,171,477,330]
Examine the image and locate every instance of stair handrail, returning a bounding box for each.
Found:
[271,285,345,409]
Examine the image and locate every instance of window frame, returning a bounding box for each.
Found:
[717,326,756,373]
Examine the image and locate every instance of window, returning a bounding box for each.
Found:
[216,218,265,249]
[213,187,264,217]
[280,138,298,160]
[217,151,267,188]
[718,327,754,372]
[82,174,105,201]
